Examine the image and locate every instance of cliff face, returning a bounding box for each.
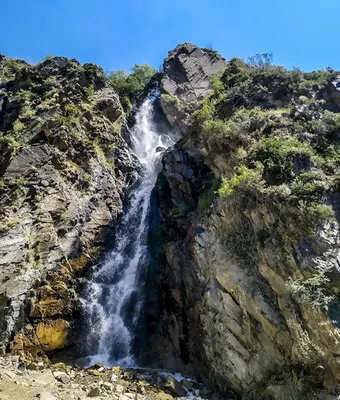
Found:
[160,43,227,136]
[157,44,340,398]
[2,44,340,400]
[0,55,139,357]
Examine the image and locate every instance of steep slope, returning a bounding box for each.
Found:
[156,44,340,398]
[0,55,139,358]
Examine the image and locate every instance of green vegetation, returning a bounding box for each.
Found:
[12,120,26,135]
[45,53,53,62]
[251,137,315,182]
[189,56,340,278]
[247,52,273,68]
[108,64,159,111]
[0,217,18,234]
[0,57,28,81]
[168,202,190,219]
[13,89,37,107]
[94,142,112,167]
[218,164,264,202]
[64,103,81,117]
[197,178,220,217]
[287,271,335,310]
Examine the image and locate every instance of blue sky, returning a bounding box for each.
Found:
[1,0,340,72]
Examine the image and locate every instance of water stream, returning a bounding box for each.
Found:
[80,99,175,367]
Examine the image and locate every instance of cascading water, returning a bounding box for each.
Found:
[80,99,175,367]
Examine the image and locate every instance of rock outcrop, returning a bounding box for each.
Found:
[160,43,227,135]
[0,55,139,358]
[156,44,340,398]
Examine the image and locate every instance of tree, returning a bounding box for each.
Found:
[108,64,158,110]
[247,53,273,68]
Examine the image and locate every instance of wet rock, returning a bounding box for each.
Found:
[181,379,193,392]
[0,52,139,356]
[164,376,187,397]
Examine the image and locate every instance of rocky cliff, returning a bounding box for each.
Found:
[155,43,340,399]
[0,55,139,359]
[2,43,340,400]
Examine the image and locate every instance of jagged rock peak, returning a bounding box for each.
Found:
[162,42,227,102]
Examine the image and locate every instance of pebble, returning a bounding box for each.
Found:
[115,384,125,393]
[102,381,113,391]
[33,370,56,385]
[68,370,76,379]
[37,392,58,400]
[88,387,101,397]
[54,371,71,384]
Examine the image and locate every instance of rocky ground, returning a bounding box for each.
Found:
[0,356,223,400]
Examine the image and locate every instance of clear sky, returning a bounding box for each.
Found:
[2,0,340,73]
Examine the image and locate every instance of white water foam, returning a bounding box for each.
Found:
[80,99,175,367]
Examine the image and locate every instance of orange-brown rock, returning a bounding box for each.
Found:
[35,319,70,351]
[29,284,73,319]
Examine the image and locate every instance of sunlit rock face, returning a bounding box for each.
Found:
[155,43,340,397]
[160,42,227,136]
[0,54,139,356]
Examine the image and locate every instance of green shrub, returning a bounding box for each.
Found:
[247,53,273,68]
[12,120,25,135]
[108,64,157,108]
[305,203,335,228]
[92,141,114,168]
[64,103,81,117]
[13,90,36,107]
[251,137,315,182]
[201,106,289,141]
[84,84,95,97]
[286,271,334,310]
[0,58,28,81]
[197,178,220,217]
[290,172,328,204]
[202,119,229,137]
[218,164,264,200]
[193,97,215,124]
[168,203,190,219]
[218,207,258,271]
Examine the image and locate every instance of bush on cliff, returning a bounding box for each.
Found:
[108,64,159,110]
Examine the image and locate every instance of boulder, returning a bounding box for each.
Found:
[37,392,59,400]
[88,387,101,397]
[53,371,71,384]
[32,370,56,385]
[36,319,70,352]
[164,376,187,397]
[162,42,227,102]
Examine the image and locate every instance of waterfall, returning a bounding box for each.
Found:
[80,99,174,367]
